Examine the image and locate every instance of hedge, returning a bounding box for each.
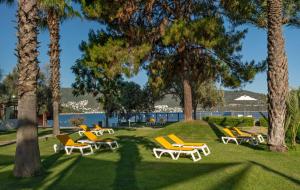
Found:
[259,117,268,127]
[203,116,254,127]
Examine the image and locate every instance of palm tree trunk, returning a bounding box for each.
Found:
[267,0,288,152]
[47,9,61,136]
[14,0,41,177]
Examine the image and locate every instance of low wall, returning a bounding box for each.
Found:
[0,119,18,131]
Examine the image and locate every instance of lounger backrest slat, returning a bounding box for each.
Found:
[168,134,184,144]
[223,128,236,138]
[84,131,98,141]
[94,125,102,130]
[57,135,75,146]
[155,136,173,149]
[232,127,243,135]
[79,125,89,131]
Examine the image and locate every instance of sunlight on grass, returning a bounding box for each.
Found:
[0,121,299,190]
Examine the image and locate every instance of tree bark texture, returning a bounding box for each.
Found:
[179,42,193,121]
[42,112,47,128]
[14,0,41,177]
[267,0,288,152]
[193,105,197,120]
[47,9,61,136]
[183,74,193,121]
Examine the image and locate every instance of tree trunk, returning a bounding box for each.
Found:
[105,113,109,128]
[47,9,61,136]
[183,76,193,121]
[267,0,288,152]
[179,42,193,121]
[193,104,197,120]
[14,0,41,177]
[42,112,47,128]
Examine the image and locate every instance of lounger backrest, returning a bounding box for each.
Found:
[84,131,98,141]
[223,128,236,138]
[94,125,102,130]
[57,135,75,146]
[232,127,243,135]
[168,134,184,144]
[155,136,173,149]
[79,125,89,131]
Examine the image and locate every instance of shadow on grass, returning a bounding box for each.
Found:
[249,161,300,185]
[210,163,252,190]
[241,142,267,151]
[4,135,288,190]
[208,122,224,140]
[113,136,142,190]
[0,130,17,135]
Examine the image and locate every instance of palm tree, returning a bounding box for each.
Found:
[221,0,300,152]
[285,89,300,149]
[38,0,79,135]
[13,0,41,177]
[266,0,289,152]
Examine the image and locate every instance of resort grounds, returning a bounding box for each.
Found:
[0,121,299,190]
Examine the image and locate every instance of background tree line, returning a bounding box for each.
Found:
[1,0,299,178]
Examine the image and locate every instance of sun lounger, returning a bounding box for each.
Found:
[54,134,93,155]
[167,134,210,156]
[232,127,265,143]
[78,131,118,150]
[153,136,201,162]
[93,124,114,134]
[222,128,258,145]
[78,125,103,136]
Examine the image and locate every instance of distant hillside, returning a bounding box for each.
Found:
[61,88,101,112]
[224,90,266,105]
[61,88,266,112]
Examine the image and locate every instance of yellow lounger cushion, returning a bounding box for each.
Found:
[84,131,114,142]
[57,134,88,147]
[223,128,251,138]
[155,136,194,151]
[79,125,90,131]
[168,134,205,146]
[223,128,237,138]
[94,124,112,130]
[232,127,252,137]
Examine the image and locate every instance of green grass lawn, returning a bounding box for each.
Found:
[0,128,75,142]
[0,121,299,190]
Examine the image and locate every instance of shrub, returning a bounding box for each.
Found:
[259,117,268,127]
[203,116,254,127]
[69,117,84,127]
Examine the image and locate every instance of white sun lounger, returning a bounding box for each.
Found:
[153,136,202,162]
[78,125,103,136]
[78,131,119,150]
[167,134,211,156]
[54,134,94,156]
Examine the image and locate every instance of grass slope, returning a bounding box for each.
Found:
[0,121,299,190]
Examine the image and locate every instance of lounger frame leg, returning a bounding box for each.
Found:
[191,150,202,162]
[201,145,211,156]
[222,137,239,145]
[257,135,265,143]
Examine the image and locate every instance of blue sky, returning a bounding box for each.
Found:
[0,4,299,94]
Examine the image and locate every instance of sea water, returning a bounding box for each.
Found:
[47,111,267,128]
